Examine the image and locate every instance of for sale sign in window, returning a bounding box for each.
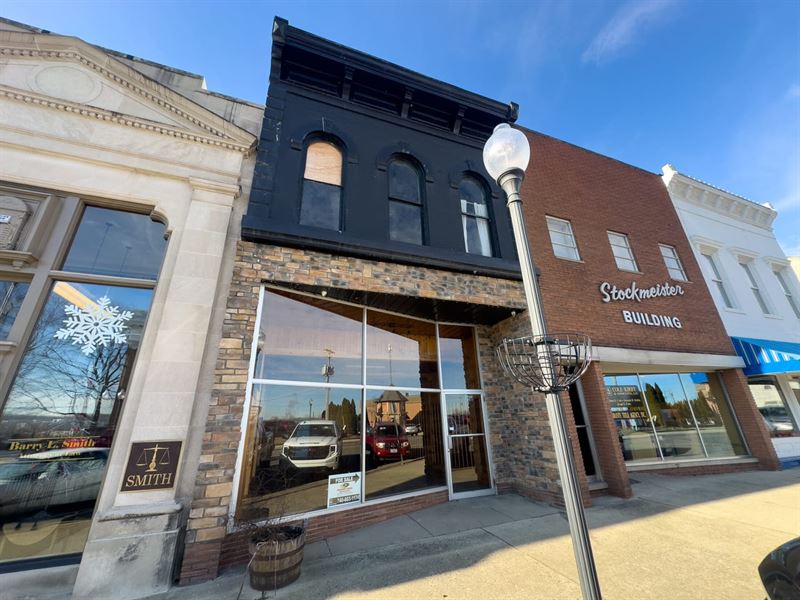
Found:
[327,472,361,508]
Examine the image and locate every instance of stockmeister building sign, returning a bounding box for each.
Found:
[600,281,684,329]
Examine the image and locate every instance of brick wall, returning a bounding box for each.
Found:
[178,241,561,585]
[478,315,592,506]
[520,130,735,356]
[218,491,449,572]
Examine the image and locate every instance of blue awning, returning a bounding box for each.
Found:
[731,336,800,376]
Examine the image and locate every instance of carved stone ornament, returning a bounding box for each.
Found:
[0,196,31,250]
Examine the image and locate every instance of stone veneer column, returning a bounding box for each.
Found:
[578,362,632,498]
[72,179,240,600]
[178,250,262,584]
[720,368,781,470]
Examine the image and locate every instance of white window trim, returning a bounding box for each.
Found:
[658,243,688,282]
[736,256,776,316]
[607,231,639,272]
[698,248,737,310]
[771,265,800,320]
[545,216,581,261]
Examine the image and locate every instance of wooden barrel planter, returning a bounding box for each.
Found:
[248,525,306,591]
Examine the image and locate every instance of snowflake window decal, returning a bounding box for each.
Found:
[54,295,134,356]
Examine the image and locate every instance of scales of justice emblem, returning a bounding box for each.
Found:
[122,440,182,492]
[135,443,171,473]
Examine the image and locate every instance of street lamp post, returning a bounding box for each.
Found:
[483,123,602,600]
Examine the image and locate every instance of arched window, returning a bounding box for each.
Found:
[388,158,424,245]
[300,140,343,231]
[460,176,492,257]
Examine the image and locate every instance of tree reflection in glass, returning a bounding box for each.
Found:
[0,281,152,563]
[640,374,705,460]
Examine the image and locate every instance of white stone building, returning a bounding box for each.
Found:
[663,165,800,463]
[0,18,261,599]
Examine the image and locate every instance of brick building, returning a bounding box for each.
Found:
[176,20,778,586]
[518,131,779,499]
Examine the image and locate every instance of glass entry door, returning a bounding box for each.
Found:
[443,394,493,498]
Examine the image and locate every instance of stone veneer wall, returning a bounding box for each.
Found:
[478,316,592,507]
[178,240,570,584]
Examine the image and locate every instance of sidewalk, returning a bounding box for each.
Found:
[145,468,800,600]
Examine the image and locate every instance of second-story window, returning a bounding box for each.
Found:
[701,252,734,309]
[300,141,343,231]
[740,261,770,314]
[774,268,800,319]
[659,244,688,281]
[388,158,423,245]
[460,176,492,257]
[545,216,580,261]
[607,232,638,272]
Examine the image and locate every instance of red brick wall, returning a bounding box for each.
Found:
[217,491,449,572]
[719,369,780,470]
[521,130,734,356]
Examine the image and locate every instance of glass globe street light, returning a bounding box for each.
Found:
[484,123,602,600]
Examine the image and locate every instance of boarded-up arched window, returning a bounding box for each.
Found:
[300,141,343,230]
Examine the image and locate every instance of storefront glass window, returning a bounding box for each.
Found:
[639,373,705,460]
[605,371,748,464]
[364,390,444,501]
[605,375,660,461]
[237,288,488,521]
[680,373,747,456]
[61,206,167,280]
[366,310,438,389]
[0,282,153,562]
[252,290,362,384]
[237,384,363,520]
[438,325,480,390]
[0,281,29,339]
[749,377,798,437]
[0,205,166,565]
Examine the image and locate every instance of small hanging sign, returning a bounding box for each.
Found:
[121,440,182,492]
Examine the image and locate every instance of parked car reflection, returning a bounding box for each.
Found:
[0,447,108,518]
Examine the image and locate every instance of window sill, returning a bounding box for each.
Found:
[0,341,16,353]
[626,456,757,472]
[763,313,784,320]
[554,256,584,264]
[723,307,746,315]
[616,268,643,274]
[0,250,37,270]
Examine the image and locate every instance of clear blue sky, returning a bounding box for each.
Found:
[3,0,799,255]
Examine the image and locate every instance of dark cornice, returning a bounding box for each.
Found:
[272,16,517,123]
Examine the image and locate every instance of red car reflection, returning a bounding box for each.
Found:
[366,423,410,463]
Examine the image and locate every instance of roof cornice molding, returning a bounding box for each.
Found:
[661,164,776,230]
[0,84,252,153]
[274,17,515,121]
[0,31,256,151]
